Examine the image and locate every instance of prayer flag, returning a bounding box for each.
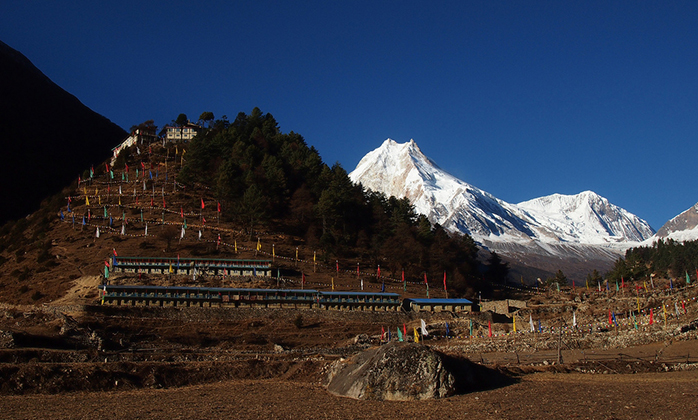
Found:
[488,321,492,337]
[201,198,205,210]
[443,271,447,292]
[381,326,385,341]
[420,319,429,336]
[687,271,691,285]
[397,327,404,342]
[217,202,221,213]
[95,227,100,238]
[649,308,654,325]
[414,327,419,343]
[513,315,516,333]
[530,314,535,332]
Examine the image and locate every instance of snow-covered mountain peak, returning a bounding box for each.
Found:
[350,139,655,249]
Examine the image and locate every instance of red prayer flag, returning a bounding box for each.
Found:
[649,308,654,325]
[424,272,428,284]
[380,326,385,341]
[302,272,306,285]
[180,207,184,218]
[163,198,166,208]
[608,310,613,326]
[402,270,405,284]
[377,265,381,279]
[443,271,447,292]
[113,248,118,257]
[201,198,205,210]
[403,323,407,337]
[488,321,492,337]
[150,197,154,207]
[217,202,221,213]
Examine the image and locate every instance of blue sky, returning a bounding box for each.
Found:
[2,1,697,230]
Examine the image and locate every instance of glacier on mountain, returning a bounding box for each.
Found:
[349,139,656,255]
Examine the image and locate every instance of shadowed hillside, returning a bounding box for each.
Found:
[0,40,126,223]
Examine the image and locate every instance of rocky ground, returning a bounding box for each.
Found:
[1,280,698,419]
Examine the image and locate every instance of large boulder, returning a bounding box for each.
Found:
[326,342,472,401]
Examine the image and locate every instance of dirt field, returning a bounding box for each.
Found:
[2,298,698,419]
[2,371,698,420]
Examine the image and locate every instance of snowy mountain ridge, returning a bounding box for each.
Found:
[349,139,656,254]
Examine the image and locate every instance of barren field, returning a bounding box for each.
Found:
[2,290,698,419]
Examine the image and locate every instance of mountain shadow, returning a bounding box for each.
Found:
[0,40,126,224]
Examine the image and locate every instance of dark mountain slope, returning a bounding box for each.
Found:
[0,40,126,223]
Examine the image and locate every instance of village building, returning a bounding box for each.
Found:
[166,123,201,142]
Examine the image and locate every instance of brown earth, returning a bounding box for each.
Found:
[1,296,698,419]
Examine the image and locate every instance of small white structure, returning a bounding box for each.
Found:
[166,124,201,141]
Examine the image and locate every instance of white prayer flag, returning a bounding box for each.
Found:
[420,319,429,336]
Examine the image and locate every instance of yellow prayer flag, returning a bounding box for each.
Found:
[313,251,316,262]
[256,238,261,251]
[98,195,101,205]
[272,244,275,257]
[331,277,335,291]
[86,196,90,205]
[83,186,87,195]
[169,263,173,273]
[414,327,419,343]
[513,315,516,333]
[234,240,237,253]
[118,196,121,205]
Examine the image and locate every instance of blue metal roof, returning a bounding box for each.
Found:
[406,298,473,305]
[99,285,317,294]
[318,291,401,297]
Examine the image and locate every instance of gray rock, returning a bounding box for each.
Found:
[326,342,464,401]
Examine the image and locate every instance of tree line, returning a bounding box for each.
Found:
[606,238,698,283]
